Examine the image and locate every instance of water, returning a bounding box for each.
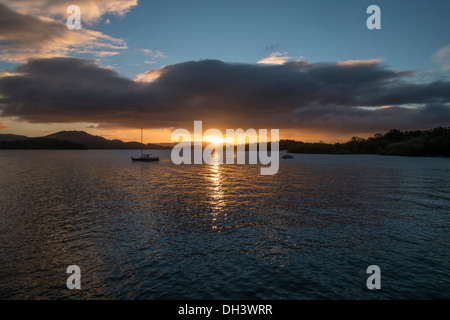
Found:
[0,150,449,299]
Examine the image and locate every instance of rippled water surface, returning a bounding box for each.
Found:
[0,150,449,299]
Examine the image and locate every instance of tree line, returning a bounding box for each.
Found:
[282,127,450,156]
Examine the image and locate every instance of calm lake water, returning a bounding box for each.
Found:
[0,150,449,299]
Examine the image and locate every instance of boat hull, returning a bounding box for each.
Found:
[131,157,159,162]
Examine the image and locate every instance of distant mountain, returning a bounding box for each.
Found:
[0,134,29,142]
[0,137,87,150]
[45,131,170,150]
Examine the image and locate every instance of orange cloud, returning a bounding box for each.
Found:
[337,59,382,66]
[0,121,11,130]
[135,67,166,82]
[0,3,126,63]
[257,52,293,65]
[2,0,138,25]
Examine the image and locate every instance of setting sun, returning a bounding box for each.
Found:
[204,136,224,145]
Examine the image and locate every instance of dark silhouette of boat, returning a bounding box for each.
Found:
[282,154,294,159]
[131,128,159,162]
[131,153,159,162]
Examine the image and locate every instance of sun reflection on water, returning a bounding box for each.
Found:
[208,152,225,229]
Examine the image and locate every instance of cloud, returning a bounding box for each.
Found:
[0,57,449,134]
[0,70,15,78]
[1,0,138,25]
[0,121,11,130]
[337,59,383,66]
[258,52,292,65]
[135,67,166,82]
[138,49,167,64]
[138,49,167,58]
[78,51,121,57]
[433,44,450,70]
[136,49,167,65]
[0,3,126,62]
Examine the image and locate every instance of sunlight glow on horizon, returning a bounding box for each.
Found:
[203,135,225,145]
[0,118,383,144]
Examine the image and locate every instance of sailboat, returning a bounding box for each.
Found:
[131,128,159,162]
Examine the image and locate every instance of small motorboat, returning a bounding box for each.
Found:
[282,154,294,159]
[131,153,159,162]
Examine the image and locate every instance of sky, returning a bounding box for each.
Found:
[0,0,449,143]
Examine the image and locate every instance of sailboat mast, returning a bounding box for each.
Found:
[141,127,143,156]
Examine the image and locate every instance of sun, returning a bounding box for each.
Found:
[205,136,224,145]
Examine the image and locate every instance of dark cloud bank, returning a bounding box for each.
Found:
[1,57,449,134]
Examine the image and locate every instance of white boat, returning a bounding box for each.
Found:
[131,128,159,162]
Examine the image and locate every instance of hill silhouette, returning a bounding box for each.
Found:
[0,134,29,142]
[0,131,170,150]
[0,137,87,150]
[45,131,169,149]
